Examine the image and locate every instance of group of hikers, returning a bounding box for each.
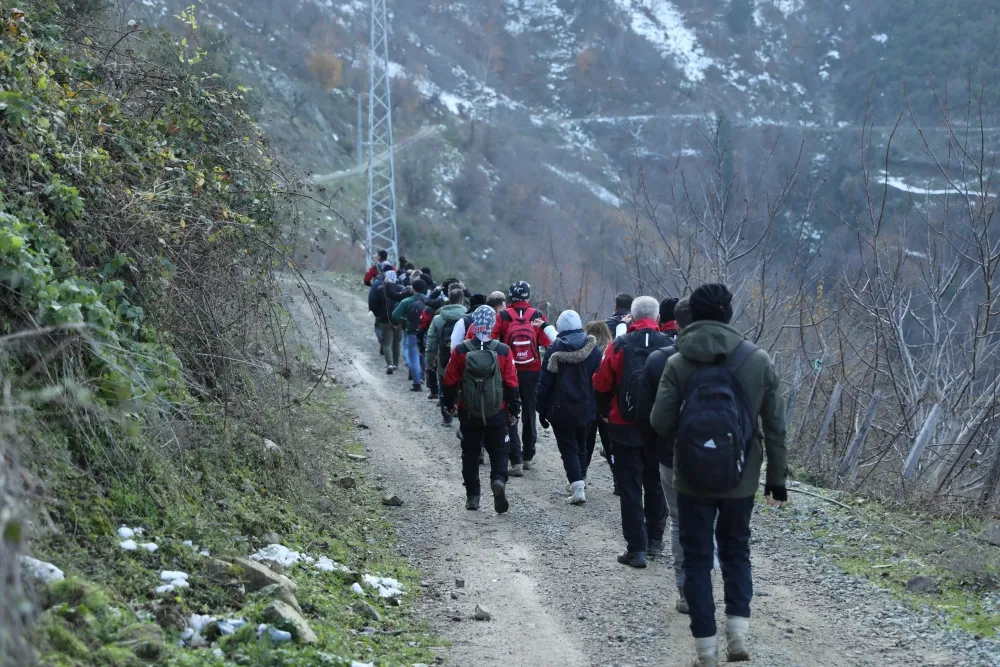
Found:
[365,250,788,667]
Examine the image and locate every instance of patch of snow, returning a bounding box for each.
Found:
[257,624,293,643]
[792,82,807,96]
[139,543,158,553]
[21,556,64,583]
[827,50,840,60]
[872,33,888,44]
[503,0,561,36]
[199,550,210,557]
[546,164,620,207]
[906,249,928,259]
[155,584,176,594]
[362,574,405,598]
[351,582,365,595]
[611,0,714,82]
[160,570,189,589]
[250,544,311,567]
[881,173,997,198]
[118,526,135,539]
[315,556,350,573]
[189,614,214,632]
[120,540,138,551]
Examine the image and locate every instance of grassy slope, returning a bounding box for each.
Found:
[0,3,439,664]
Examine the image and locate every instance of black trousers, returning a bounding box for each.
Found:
[554,425,589,483]
[460,416,510,497]
[507,370,539,463]
[613,443,667,554]
[586,420,612,469]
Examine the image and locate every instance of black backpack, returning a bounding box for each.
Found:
[675,341,758,493]
[616,329,671,423]
[407,295,426,329]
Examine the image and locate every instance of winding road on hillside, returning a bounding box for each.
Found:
[287,272,980,667]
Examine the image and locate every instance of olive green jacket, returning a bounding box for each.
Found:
[649,320,787,498]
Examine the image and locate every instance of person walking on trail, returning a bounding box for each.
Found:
[392,278,429,392]
[636,296,694,614]
[427,287,468,425]
[451,292,503,348]
[536,310,603,505]
[363,249,392,286]
[369,270,409,374]
[583,319,616,492]
[650,283,787,667]
[493,282,556,471]
[659,297,680,337]
[593,296,669,569]
[441,305,520,514]
[605,292,634,338]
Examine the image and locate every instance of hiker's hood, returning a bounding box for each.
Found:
[547,334,597,373]
[437,303,467,321]
[677,320,744,364]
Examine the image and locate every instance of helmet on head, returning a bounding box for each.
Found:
[508,281,531,302]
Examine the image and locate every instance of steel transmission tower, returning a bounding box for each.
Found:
[364,0,398,266]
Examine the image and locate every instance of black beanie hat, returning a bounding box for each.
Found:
[689,284,734,324]
[659,297,679,323]
[469,294,488,310]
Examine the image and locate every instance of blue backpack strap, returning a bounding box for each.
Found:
[724,341,757,372]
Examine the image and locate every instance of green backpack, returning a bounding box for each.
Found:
[462,340,504,424]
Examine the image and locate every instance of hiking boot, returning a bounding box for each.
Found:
[465,495,480,511]
[522,460,534,470]
[427,392,439,400]
[491,480,509,514]
[612,479,621,496]
[647,539,665,559]
[616,551,647,569]
[692,636,718,667]
[568,481,586,505]
[410,384,422,392]
[386,365,394,375]
[509,464,524,477]
[676,587,690,614]
[726,617,750,662]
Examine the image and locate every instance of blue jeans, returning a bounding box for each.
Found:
[404,333,422,386]
[677,493,755,639]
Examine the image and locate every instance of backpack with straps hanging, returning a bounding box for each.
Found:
[461,340,505,424]
[616,328,671,423]
[675,340,758,493]
[501,307,539,367]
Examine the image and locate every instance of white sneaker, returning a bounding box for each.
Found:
[568,481,586,505]
[692,636,718,667]
[726,617,750,662]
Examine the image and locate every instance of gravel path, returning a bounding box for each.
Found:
[289,273,996,667]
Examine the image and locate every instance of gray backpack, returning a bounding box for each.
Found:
[462,340,504,424]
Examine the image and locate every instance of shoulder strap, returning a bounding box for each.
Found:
[724,341,757,372]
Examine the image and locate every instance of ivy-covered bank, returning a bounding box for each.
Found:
[0,2,437,664]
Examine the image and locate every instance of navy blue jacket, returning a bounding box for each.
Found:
[536,330,603,427]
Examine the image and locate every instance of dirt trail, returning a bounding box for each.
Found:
[288,273,970,667]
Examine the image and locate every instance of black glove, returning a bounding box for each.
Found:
[764,485,788,502]
[539,417,550,430]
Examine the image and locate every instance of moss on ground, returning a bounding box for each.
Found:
[31,379,440,666]
[783,485,1000,638]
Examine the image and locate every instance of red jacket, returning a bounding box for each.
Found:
[592,318,660,425]
[660,321,677,336]
[491,302,553,373]
[363,263,395,286]
[442,339,521,424]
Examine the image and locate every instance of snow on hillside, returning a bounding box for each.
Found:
[610,0,713,82]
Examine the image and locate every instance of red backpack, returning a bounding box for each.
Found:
[501,307,539,367]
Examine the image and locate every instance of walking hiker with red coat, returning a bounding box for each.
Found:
[593,295,669,569]
[442,305,521,514]
[491,281,556,471]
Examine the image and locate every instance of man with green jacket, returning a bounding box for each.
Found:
[392,278,428,392]
[650,283,787,667]
[426,286,469,422]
